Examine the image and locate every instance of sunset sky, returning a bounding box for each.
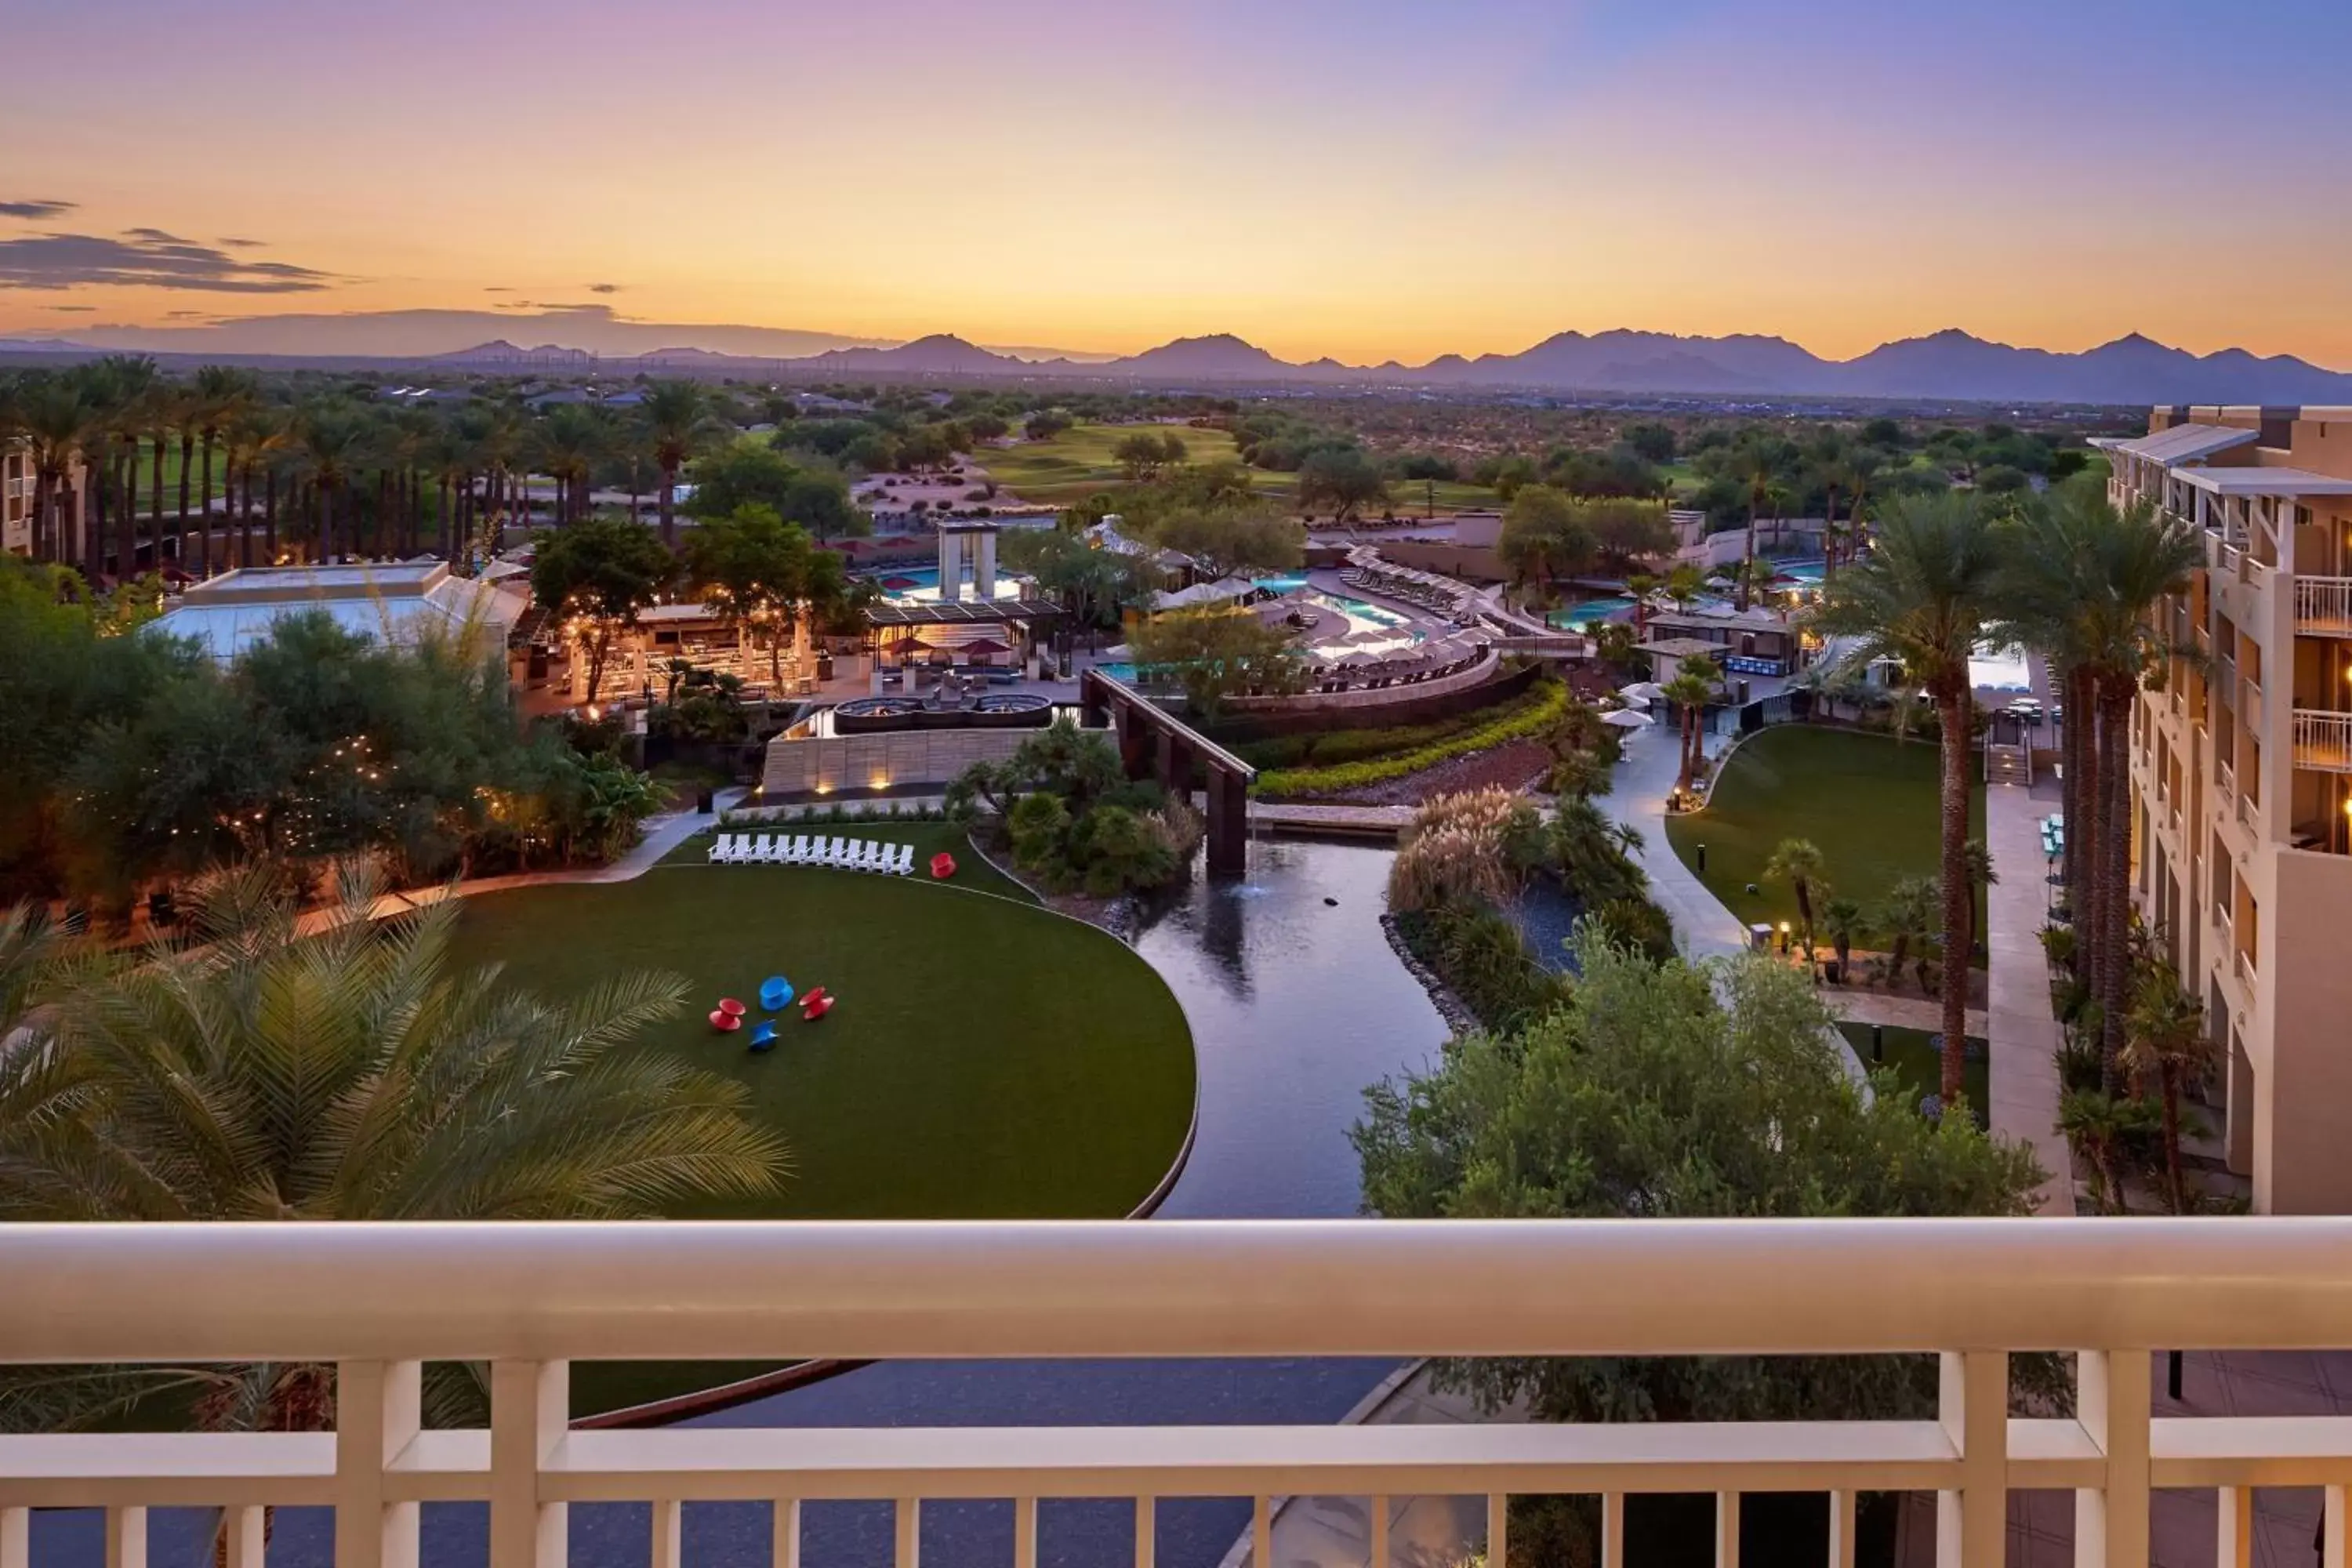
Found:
[7,0,2351,365]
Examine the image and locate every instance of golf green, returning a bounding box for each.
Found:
[1664,725,1985,949]
[456,827,1197,1221]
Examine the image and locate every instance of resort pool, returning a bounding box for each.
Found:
[1550,597,1630,632]
[1970,643,2033,691]
[866,565,1025,603]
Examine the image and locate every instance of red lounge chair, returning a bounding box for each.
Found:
[800,987,829,1007]
[803,995,835,1021]
[930,852,956,880]
[718,997,747,1018]
[709,1009,742,1033]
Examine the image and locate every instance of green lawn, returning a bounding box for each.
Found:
[1838,1022,1988,1125]
[980,423,1501,514]
[1664,725,1984,947]
[459,830,1194,1224]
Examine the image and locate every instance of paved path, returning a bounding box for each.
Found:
[1598,722,1749,960]
[1983,778,2075,1214]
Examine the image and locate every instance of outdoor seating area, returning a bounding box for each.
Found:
[1308,634,1493,694]
[709,833,916,874]
[1341,548,1482,626]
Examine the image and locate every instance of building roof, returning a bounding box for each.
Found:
[2180,466,2352,498]
[2114,423,2261,465]
[1636,637,1726,659]
[863,599,1064,628]
[1149,576,1256,611]
[149,563,518,662]
[1648,606,1788,630]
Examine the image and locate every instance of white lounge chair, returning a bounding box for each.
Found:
[754,833,781,863]
[786,833,811,865]
[832,839,860,869]
[844,840,869,872]
[813,837,840,867]
[724,833,752,865]
[706,833,734,864]
[891,843,913,874]
[858,840,885,872]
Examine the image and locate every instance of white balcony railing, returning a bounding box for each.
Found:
[9,1221,2352,1568]
[2298,576,2352,637]
[2236,947,2258,992]
[2294,710,2352,773]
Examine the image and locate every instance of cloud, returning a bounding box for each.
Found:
[483,285,515,292]
[532,303,615,316]
[0,199,76,220]
[46,304,97,313]
[0,231,338,294]
[164,310,211,320]
[587,282,622,294]
[218,237,267,249]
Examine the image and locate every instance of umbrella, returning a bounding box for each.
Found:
[960,637,1014,656]
[1615,693,1652,710]
[1602,708,1656,729]
[883,633,934,657]
[880,575,920,590]
[1621,681,1665,702]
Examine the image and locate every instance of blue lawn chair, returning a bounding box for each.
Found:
[760,976,793,1011]
[747,1021,777,1053]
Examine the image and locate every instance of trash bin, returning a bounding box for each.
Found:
[696,787,715,814]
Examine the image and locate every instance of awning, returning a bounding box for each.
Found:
[2114,423,2260,466]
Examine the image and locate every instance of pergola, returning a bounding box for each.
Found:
[860,598,1065,666]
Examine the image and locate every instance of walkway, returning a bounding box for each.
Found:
[1597,721,1749,960]
[1983,777,2076,1214]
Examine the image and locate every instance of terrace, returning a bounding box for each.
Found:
[4,1219,2348,1568]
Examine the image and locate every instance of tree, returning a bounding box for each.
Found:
[1294,447,1388,524]
[2058,1087,2155,1215]
[1112,430,1187,482]
[1820,896,1864,979]
[1353,931,2043,1485]
[1127,607,1307,719]
[1875,875,1940,997]
[999,526,1143,629]
[1619,421,1676,463]
[2122,964,2213,1213]
[1815,492,2006,1105]
[1726,437,1783,608]
[684,503,844,685]
[1497,484,1598,598]
[1763,837,1827,964]
[1659,666,1717,796]
[1141,503,1305,580]
[640,379,724,549]
[531,514,676,702]
[0,866,786,1431]
[1577,496,1672,568]
[688,441,867,538]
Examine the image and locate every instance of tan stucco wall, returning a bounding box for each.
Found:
[2255,848,2352,1212]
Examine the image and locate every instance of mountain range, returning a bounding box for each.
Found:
[6,311,2350,405]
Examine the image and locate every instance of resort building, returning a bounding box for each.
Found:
[1,436,89,561]
[146,561,523,672]
[2105,405,2352,1213]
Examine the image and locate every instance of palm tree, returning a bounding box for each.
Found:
[0,867,788,1431]
[191,365,256,576]
[1763,837,1827,964]
[1959,837,1996,971]
[1661,666,1717,796]
[2058,1087,2155,1214]
[1820,895,1864,982]
[2122,964,2212,1213]
[1624,572,1657,632]
[1728,438,1781,609]
[1998,482,2201,1080]
[290,404,368,562]
[530,405,608,526]
[13,374,95,567]
[1875,875,1940,999]
[1815,492,2007,1105]
[641,379,715,549]
[1662,563,1704,616]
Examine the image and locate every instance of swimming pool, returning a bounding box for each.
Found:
[1549,597,1631,632]
[866,565,1025,603]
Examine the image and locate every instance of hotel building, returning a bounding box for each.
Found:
[2107,405,2352,1212]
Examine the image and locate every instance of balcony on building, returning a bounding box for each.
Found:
[10,1221,2352,1568]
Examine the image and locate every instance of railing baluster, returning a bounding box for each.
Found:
[1599,1494,1624,1568]
[895,1497,920,1568]
[1826,1490,1855,1568]
[224,1505,266,1568]
[2216,1486,2251,1568]
[0,1508,26,1568]
[1937,1350,2006,1568]
[1013,1498,1037,1568]
[2074,1348,2151,1568]
[652,1501,682,1568]
[1134,1497,1155,1568]
[1715,1491,1740,1568]
[104,1507,146,1568]
[2328,1486,2348,1568]
[337,1359,423,1568]
[773,1500,802,1568]
[492,1359,572,1568]
[1370,1494,1390,1568]
[1250,1497,1271,1568]
[1486,1492,1507,1568]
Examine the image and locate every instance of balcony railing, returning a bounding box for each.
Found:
[2236,946,2258,991]
[2298,576,2352,637]
[2294,710,2352,773]
[8,1221,2352,1568]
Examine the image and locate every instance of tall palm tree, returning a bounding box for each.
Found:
[96,357,158,579]
[641,379,715,548]
[291,404,368,562]
[1816,491,2008,1104]
[1661,666,1717,796]
[0,867,789,1432]
[13,374,94,568]
[2122,964,2212,1214]
[1728,438,1781,610]
[193,365,256,574]
[1764,837,1828,964]
[1663,562,1704,615]
[530,405,608,525]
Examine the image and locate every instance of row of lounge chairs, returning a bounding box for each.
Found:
[1338,566,1480,627]
[709,833,914,873]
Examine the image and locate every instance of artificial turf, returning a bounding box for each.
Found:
[457,827,1196,1222]
[1838,1021,1991,1125]
[1663,725,1987,949]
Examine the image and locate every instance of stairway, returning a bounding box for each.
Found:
[1987,743,2031,788]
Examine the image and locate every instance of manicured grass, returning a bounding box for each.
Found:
[459,832,1195,1224]
[980,424,1501,514]
[1838,1022,1989,1124]
[1664,725,1984,946]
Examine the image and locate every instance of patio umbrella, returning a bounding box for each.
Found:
[960,637,1014,656]
[1602,708,1656,729]
[1621,681,1665,702]
[883,634,934,659]
[1615,693,1652,710]
[880,575,920,590]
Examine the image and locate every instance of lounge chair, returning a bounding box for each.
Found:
[784,833,809,865]
[823,837,852,868]
[759,976,793,1011]
[744,833,771,863]
[851,840,879,871]
[747,1021,778,1053]
[893,843,914,875]
[707,833,735,864]
[859,840,886,872]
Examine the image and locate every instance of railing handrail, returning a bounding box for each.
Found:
[9,1219,2352,1364]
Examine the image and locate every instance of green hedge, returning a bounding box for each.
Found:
[1252,681,1569,800]
[1232,685,1553,771]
